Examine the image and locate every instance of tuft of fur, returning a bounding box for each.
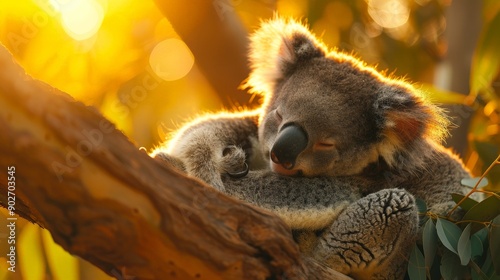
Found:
[244,17,327,95]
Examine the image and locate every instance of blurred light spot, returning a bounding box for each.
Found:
[385,21,415,42]
[368,0,410,29]
[415,0,432,6]
[484,101,498,117]
[487,125,499,136]
[422,17,446,42]
[465,151,478,170]
[349,23,370,49]
[149,38,194,81]
[50,0,104,41]
[365,21,383,38]
[49,0,72,9]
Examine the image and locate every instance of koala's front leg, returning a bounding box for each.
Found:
[152,113,260,191]
[314,189,418,280]
[222,171,361,230]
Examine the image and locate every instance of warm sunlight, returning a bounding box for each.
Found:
[50,0,104,40]
[367,0,410,29]
[149,38,194,81]
[0,1,499,279]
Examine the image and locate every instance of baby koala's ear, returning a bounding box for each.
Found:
[377,85,426,141]
[375,84,448,163]
[245,17,326,94]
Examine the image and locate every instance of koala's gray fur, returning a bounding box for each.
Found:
[152,18,473,279]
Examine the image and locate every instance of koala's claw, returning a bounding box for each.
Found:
[220,145,248,177]
[226,162,249,178]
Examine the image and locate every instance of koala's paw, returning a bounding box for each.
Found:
[220,145,249,178]
[159,143,248,192]
[314,189,418,279]
[194,145,248,191]
[153,152,187,172]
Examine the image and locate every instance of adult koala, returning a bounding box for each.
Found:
[152,18,472,279]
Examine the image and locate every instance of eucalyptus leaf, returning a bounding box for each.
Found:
[18,224,46,280]
[473,142,500,186]
[436,218,461,254]
[480,247,500,279]
[463,195,500,234]
[470,261,489,280]
[490,215,500,275]
[470,11,500,99]
[408,245,426,280]
[471,230,484,259]
[416,198,427,214]
[473,227,489,244]
[41,229,79,280]
[483,0,500,21]
[461,178,489,189]
[419,83,468,104]
[451,193,479,212]
[440,249,468,280]
[423,219,438,268]
[458,224,472,265]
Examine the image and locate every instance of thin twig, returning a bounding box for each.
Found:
[447,154,500,218]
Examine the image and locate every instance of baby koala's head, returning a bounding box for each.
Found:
[245,18,448,177]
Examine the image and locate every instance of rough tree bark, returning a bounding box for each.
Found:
[0,45,352,279]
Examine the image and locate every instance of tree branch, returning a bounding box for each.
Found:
[154,0,258,109]
[0,45,351,279]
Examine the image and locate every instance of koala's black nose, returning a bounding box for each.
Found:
[270,124,308,169]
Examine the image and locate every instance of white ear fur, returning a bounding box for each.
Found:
[244,17,327,95]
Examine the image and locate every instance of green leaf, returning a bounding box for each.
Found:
[408,245,426,280]
[470,11,500,99]
[416,198,429,227]
[480,247,500,279]
[470,261,490,280]
[462,195,500,234]
[416,198,427,214]
[423,219,438,268]
[474,142,500,187]
[461,178,489,189]
[473,142,499,168]
[458,224,472,265]
[419,83,468,104]
[440,249,468,280]
[451,193,479,212]
[471,229,485,259]
[483,0,500,21]
[41,229,79,280]
[437,218,462,254]
[18,224,45,280]
[474,226,490,242]
[490,215,500,275]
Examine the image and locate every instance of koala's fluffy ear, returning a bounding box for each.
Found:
[375,84,449,165]
[244,17,327,94]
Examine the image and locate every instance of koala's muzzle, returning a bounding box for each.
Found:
[270,124,308,169]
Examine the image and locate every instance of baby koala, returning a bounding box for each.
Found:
[152,18,472,279]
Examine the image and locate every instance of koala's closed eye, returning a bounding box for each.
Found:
[274,109,283,122]
[313,141,336,151]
